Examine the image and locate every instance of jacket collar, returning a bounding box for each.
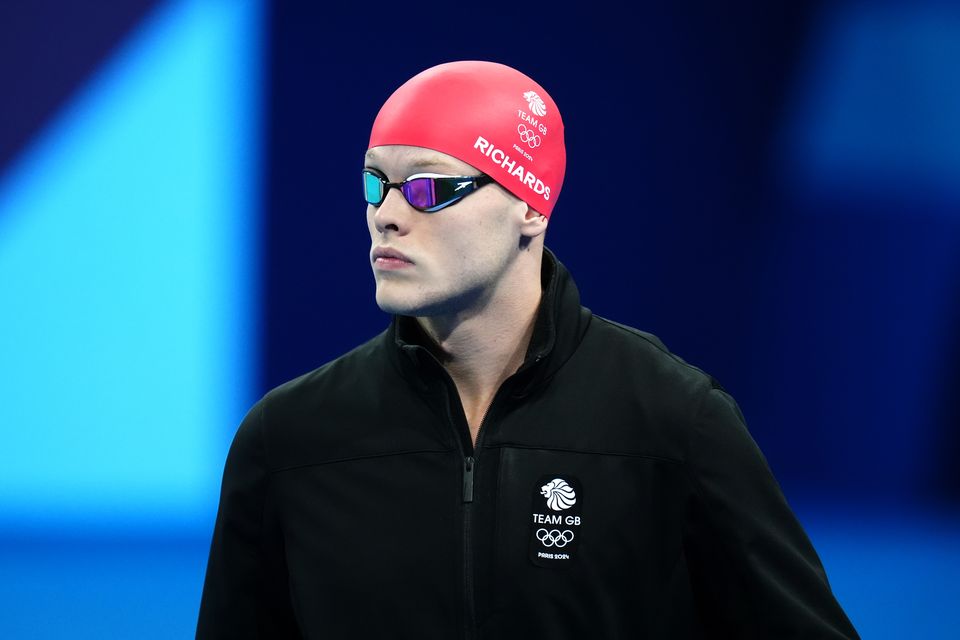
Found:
[386,247,592,398]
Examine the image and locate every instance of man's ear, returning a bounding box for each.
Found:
[519,203,549,239]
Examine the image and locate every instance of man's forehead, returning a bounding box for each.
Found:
[364,145,477,174]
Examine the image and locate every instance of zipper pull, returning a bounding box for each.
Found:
[462,456,475,503]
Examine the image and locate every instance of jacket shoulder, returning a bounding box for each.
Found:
[588,314,724,394]
[537,314,728,459]
[265,329,390,408]
[245,329,427,470]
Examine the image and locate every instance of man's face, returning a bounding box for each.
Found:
[365,145,529,318]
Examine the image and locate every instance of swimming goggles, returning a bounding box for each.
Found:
[363,170,493,213]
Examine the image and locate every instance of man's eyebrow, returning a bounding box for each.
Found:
[407,158,454,170]
[363,154,459,173]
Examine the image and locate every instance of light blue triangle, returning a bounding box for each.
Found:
[0,0,260,533]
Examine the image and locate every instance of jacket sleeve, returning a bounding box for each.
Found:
[682,385,860,638]
[196,398,302,639]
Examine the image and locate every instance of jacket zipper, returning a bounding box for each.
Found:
[457,389,505,640]
[463,456,475,502]
[412,340,543,637]
[462,455,476,640]
[436,355,539,638]
[462,398,494,503]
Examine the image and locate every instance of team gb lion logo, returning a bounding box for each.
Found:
[523,90,547,117]
[541,478,576,511]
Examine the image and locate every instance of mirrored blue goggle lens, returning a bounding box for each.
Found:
[363,171,384,205]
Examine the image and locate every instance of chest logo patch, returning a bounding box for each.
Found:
[529,474,583,568]
[541,478,576,510]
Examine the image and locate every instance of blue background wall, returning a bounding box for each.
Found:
[1,0,957,637]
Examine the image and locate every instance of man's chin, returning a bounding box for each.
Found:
[375,295,425,317]
[376,293,449,318]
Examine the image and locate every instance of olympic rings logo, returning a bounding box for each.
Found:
[517,124,542,148]
[536,528,575,548]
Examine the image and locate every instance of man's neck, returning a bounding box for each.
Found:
[415,253,543,441]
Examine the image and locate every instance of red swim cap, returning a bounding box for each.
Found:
[369,61,565,218]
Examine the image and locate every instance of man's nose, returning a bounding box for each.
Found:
[372,187,414,234]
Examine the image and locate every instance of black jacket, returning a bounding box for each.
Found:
[197,248,859,639]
